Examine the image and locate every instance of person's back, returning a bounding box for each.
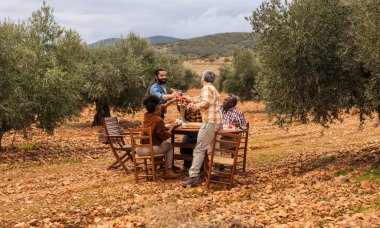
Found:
[138,95,180,178]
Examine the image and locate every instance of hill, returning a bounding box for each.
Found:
[89,32,257,58]
[88,35,181,48]
[155,32,257,59]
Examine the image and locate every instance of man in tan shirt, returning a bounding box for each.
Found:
[182,70,222,187]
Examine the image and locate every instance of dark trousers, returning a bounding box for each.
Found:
[180,135,197,168]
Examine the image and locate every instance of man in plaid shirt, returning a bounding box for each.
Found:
[182,70,222,187]
[221,94,247,130]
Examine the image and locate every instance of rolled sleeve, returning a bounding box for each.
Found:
[150,85,164,100]
[239,112,247,130]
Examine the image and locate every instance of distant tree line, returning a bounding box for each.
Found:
[219,0,380,127]
[0,2,198,150]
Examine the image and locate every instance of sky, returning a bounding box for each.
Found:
[0,0,262,44]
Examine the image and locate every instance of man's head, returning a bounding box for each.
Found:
[143,95,161,113]
[154,68,167,85]
[222,94,238,110]
[201,70,215,84]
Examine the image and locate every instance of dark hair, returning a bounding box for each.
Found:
[202,70,215,83]
[154,67,166,77]
[229,94,238,107]
[143,95,160,113]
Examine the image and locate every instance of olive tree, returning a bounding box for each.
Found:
[217,47,260,101]
[0,2,87,150]
[247,0,354,126]
[346,0,380,124]
[85,34,154,126]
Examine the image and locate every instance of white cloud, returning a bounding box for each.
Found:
[0,0,261,43]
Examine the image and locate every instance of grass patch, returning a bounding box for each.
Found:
[355,167,380,183]
[374,196,380,210]
[301,156,337,173]
[332,209,344,218]
[17,143,35,149]
[355,206,368,213]
[335,168,353,176]
[63,122,92,129]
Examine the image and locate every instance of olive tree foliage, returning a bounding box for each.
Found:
[346,0,380,124]
[247,0,354,126]
[86,35,200,126]
[0,2,87,150]
[84,33,156,126]
[154,55,199,91]
[216,47,260,101]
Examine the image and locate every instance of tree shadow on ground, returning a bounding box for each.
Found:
[299,146,380,174]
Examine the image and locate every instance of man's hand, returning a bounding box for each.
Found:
[169,122,182,133]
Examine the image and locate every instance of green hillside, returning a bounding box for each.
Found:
[88,36,181,48]
[155,32,257,59]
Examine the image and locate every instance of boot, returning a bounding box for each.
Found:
[167,169,180,178]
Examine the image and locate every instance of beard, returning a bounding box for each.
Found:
[157,78,166,84]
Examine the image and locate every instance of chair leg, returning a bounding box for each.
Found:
[243,147,247,173]
[109,151,131,170]
[229,164,237,189]
[114,151,130,173]
[152,158,156,182]
[133,155,138,183]
[143,159,150,181]
[164,154,168,178]
[206,157,213,189]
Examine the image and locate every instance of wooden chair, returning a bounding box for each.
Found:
[236,122,249,173]
[205,131,241,189]
[130,127,167,183]
[102,117,133,173]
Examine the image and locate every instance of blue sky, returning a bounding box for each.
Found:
[0,0,262,43]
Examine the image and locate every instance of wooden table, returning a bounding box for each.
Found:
[169,126,244,163]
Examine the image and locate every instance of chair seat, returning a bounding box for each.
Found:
[209,155,234,166]
[123,144,132,149]
[135,153,165,159]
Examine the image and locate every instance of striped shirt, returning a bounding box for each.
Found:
[221,107,247,130]
[193,83,222,124]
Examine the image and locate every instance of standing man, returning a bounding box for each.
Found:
[148,67,178,119]
[182,70,222,187]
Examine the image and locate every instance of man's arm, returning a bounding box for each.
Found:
[150,84,177,101]
[195,87,211,109]
[238,111,247,130]
[161,98,177,109]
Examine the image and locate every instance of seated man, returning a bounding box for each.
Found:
[220,94,247,149]
[138,95,181,178]
[221,94,247,130]
[177,106,202,170]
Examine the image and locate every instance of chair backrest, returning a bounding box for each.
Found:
[211,131,241,158]
[130,127,154,157]
[102,117,123,137]
[240,122,249,148]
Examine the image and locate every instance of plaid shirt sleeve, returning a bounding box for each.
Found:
[238,111,247,130]
[195,86,211,110]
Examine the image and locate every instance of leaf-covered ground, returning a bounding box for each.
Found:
[1,90,379,227]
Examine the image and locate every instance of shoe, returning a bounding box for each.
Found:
[181,176,200,187]
[167,169,180,178]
